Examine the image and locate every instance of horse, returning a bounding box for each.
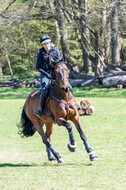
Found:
[18,62,97,163]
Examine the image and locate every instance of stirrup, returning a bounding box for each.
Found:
[34,107,42,118]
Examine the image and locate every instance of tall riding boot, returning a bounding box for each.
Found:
[34,93,45,118]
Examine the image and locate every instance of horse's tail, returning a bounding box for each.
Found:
[18,108,36,137]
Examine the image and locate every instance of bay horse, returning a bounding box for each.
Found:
[18,62,97,163]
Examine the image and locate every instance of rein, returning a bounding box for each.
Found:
[53,79,69,92]
[51,94,72,106]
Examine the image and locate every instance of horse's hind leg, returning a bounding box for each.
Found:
[31,119,63,163]
[58,118,77,152]
[46,147,55,162]
[45,123,64,163]
[72,115,97,161]
[45,124,56,162]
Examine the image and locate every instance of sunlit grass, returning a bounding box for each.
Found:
[0,86,126,99]
[73,86,126,98]
[0,87,36,99]
[0,87,126,189]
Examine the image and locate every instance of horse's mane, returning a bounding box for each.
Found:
[54,61,68,69]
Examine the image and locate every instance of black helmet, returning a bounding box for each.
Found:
[40,35,51,44]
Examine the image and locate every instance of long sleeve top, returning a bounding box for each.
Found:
[36,46,62,76]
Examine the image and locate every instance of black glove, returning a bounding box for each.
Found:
[46,73,52,79]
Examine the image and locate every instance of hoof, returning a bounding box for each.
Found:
[89,152,97,161]
[58,158,64,163]
[68,142,77,152]
[49,158,57,163]
[50,159,57,164]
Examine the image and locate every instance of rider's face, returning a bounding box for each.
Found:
[43,42,51,53]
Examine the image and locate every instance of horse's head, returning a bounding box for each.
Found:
[54,62,69,92]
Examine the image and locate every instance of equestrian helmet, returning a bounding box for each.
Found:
[40,35,51,44]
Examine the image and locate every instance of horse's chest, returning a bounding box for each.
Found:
[57,103,67,114]
[48,97,76,120]
[59,102,76,117]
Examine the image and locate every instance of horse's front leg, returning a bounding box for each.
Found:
[58,118,77,152]
[72,115,97,161]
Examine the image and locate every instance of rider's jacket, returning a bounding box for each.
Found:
[36,46,62,76]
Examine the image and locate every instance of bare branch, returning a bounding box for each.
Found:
[2,0,17,14]
[59,1,95,36]
[82,32,106,67]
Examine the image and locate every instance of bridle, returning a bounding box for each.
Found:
[51,62,74,115]
[53,63,69,92]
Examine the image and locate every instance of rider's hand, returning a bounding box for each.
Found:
[46,73,52,79]
[51,58,55,62]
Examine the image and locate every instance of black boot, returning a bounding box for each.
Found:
[34,93,45,118]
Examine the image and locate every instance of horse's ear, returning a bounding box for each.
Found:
[62,54,65,61]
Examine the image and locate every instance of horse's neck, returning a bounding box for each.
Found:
[52,85,70,101]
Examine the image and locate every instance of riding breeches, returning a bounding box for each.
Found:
[40,76,50,96]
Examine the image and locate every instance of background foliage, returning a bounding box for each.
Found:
[0,0,126,77]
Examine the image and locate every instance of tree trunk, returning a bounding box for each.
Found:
[100,0,106,71]
[105,21,111,65]
[6,52,13,77]
[54,0,69,56]
[54,0,82,78]
[110,0,120,65]
[78,0,90,74]
[0,63,3,75]
[94,31,100,76]
[49,1,60,47]
[102,75,126,87]
[101,0,111,65]
[5,46,13,77]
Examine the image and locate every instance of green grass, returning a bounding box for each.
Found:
[0,87,126,190]
[0,73,40,82]
[0,87,36,99]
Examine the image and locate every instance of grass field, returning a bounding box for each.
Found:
[0,87,126,190]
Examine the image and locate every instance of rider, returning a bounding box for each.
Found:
[34,35,63,117]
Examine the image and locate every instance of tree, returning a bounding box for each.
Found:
[78,0,91,74]
[0,63,3,75]
[54,0,70,57]
[0,0,126,77]
[100,0,107,72]
[110,0,120,65]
